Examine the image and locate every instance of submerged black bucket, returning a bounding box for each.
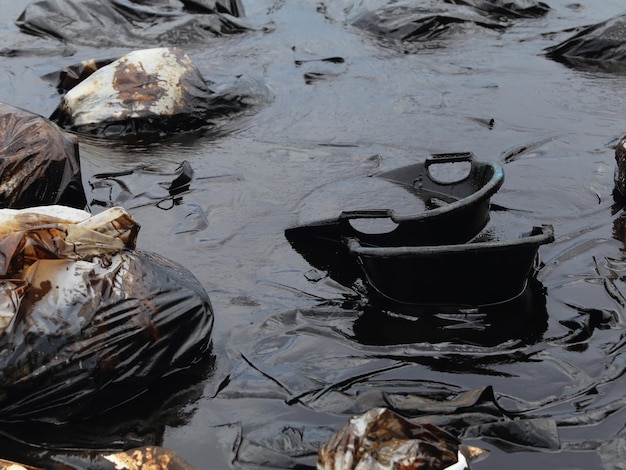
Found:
[347,224,554,308]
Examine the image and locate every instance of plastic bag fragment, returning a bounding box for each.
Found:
[0,102,86,209]
[0,206,213,422]
[89,161,195,209]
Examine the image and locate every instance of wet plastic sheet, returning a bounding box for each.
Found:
[0,102,86,210]
[0,206,213,422]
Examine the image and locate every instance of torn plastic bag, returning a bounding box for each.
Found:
[49,47,273,137]
[0,102,87,210]
[0,206,213,422]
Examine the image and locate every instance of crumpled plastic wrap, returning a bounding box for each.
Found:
[0,206,213,422]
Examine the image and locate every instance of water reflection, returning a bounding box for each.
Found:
[353,278,549,347]
[0,349,215,469]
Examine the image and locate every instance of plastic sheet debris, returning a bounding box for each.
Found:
[0,102,86,209]
[49,47,273,137]
[89,160,195,210]
[317,407,488,470]
[0,206,213,422]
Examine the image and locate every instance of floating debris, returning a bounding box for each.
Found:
[318,407,488,470]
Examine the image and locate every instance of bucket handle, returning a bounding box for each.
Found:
[424,152,475,185]
[425,151,475,168]
[339,209,394,219]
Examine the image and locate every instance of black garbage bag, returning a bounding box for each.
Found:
[0,102,87,210]
[351,0,506,46]
[49,47,273,138]
[545,13,626,70]
[16,0,250,48]
[351,0,550,47]
[0,206,213,422]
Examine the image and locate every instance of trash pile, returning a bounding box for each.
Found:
[286,152,555,309]
[4,1,626,467]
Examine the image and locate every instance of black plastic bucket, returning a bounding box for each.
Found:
[347,225,554,307]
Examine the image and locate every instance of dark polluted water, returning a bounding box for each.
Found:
[1,0,626,468]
